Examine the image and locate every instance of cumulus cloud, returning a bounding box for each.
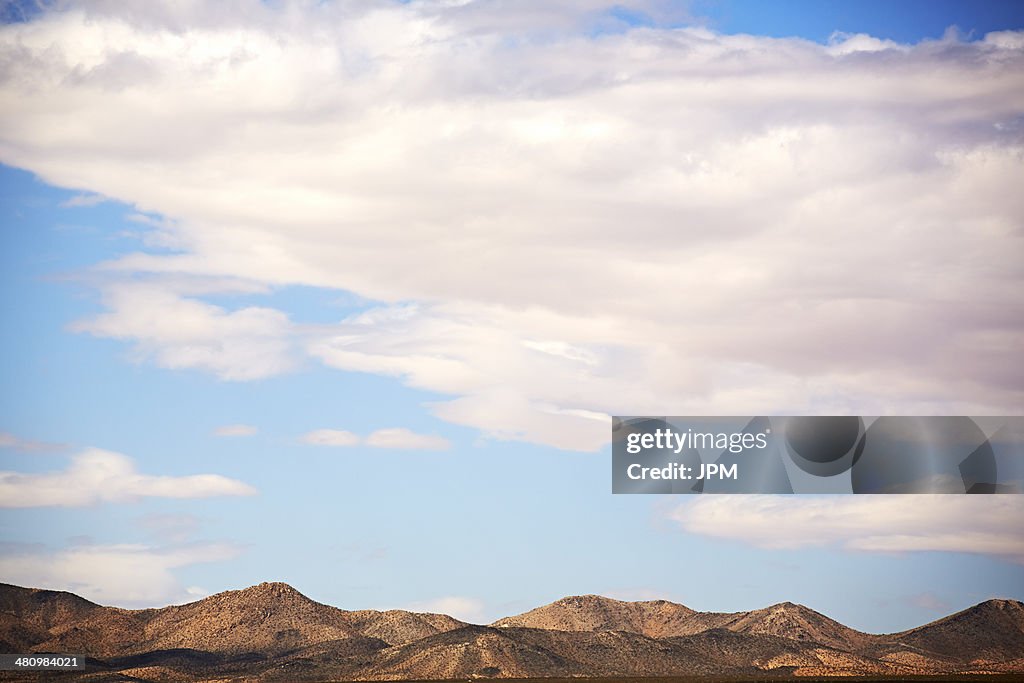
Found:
[0,448,256,507]
[405,596,486,623]
[1,2,1022,450]
[70,284,295,381]
[300,427,449,450]
[669,495,1024,563]
[213,424,258,437]
[0,540,241,607]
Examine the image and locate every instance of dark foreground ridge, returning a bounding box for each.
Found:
[0,583,1021,681]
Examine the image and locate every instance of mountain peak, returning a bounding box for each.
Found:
[235,581,303,598]
[0,582,102,638]
[723,600,872,651]
[764,600,813,614]
[492,593,698,638]
[977,598,1023,611]
[190,581,318,610]
[890,597,1024,661]
[553,594,625,606]
[0,582,100,607]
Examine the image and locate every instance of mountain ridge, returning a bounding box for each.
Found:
[1,582,1021,681]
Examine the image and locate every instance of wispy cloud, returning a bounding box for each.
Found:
[59,192,108,208]
[2,3,1022,449]
[0,431,66,453]
[300,429,360,447]
[0,540,242,607]
[213,424,258,437]
[669,496,1024,563]
[365,428,450,451]
[0,448,257,507]
[300,428,450,450]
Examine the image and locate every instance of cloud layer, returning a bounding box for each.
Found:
[0,540,241,607]
[0,448,256,507]
[1,2,1022,449]
[670,495,1024,563]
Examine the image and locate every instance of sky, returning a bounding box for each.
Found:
[0,0,1022,634]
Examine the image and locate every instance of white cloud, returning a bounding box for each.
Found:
[300,427,450,450]
[0,448,257,507]
[826,31,908,55]
[0,431,66,453]
[0,540,241,607]
[365,428,450,451]
[1,4,1022,450]
[59,192,108,208]
[70,284,295,381]
[213,424,258,437]
[669,495,1024,563]
[405,596,486,623]
[300,429,361,447]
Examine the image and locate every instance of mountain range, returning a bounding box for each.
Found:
[1,582,1022,681]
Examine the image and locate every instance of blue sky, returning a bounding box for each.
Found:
[695,0,1024,43]
[1,0,1022,633]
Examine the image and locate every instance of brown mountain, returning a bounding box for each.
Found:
[129,582,362,655]
[0,585,107,654]
[886,598,1024,663]
[491,594,705,638]
[711,601,878,652]
[346,609,466,646]
[492,595,874,651]
[273,623,1008,681]
[0,581,465,662]
[290,625,817,680]
[1,582,1022,681]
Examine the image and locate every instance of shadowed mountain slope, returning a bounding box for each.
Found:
[887,598,1024,662]
[0,584,110,654]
